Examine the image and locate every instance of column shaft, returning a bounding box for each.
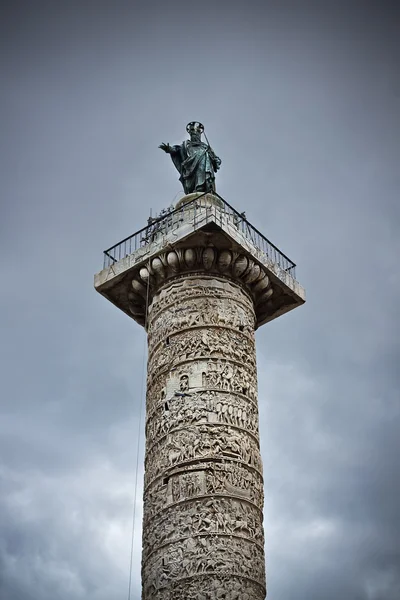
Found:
[142,274,266,600]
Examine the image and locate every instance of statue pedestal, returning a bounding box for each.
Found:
[175,191,224,209]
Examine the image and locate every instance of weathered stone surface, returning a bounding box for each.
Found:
[142,274,266,599]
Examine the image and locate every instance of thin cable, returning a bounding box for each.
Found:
[127,273,150,600]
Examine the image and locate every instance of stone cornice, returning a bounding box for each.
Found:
[129,248,274,327]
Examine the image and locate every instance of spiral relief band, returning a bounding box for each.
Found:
[142,273,266,599]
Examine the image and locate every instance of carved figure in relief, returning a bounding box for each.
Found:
[168,448,181,467]
[172,477,180,501]
[185,474,195,496]
[194,509,212,533]
[179,374,189,391]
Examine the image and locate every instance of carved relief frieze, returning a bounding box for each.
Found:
[143,461,264,521]
[146,358,258,418]
[142,535,266,593]
[204,461,264,506]
[147,326,256,377]
[142,272,265,599]
[143,459,264,521]
[144,574,265,600]
[144,424,263,488]
[202,358,258,400]
[142,496,264,561]
[146,274,257,320]
[148,290,255,350]
[145,389,260,445]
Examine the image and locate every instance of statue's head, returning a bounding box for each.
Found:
[186,121,204,138]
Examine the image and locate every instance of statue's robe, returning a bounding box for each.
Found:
[170,140,220,194]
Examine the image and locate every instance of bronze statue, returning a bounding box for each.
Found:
[159,122,221,194]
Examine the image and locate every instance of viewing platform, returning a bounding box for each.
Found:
[94,192,305,328]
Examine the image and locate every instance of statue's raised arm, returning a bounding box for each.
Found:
[159,122,221,195]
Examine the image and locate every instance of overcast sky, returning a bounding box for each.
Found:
[1,1,399,599]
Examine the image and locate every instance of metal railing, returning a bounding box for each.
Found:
[102,192,297,279]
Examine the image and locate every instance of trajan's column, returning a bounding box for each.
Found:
[94,122,305,599]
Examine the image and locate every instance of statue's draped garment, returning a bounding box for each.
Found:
[170,140,220,194]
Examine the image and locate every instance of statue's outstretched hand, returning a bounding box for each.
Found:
[212,155,222,171]
[159,142,172,153]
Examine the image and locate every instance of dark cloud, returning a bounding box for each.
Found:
[0,1,399,599]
